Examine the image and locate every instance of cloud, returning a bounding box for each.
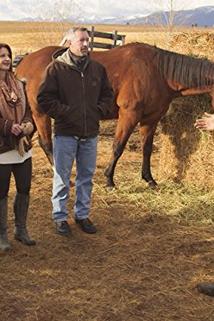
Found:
[1,0,214,20]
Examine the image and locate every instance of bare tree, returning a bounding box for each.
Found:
[151,0,186,30]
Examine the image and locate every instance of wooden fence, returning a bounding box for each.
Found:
[89,26,126,50]
[13,27,126,68]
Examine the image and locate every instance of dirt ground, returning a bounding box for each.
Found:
[0,122,213,321]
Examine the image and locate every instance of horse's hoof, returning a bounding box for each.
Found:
[106,183,115,189]
[106,185,116,191]
[148,180,158,189]
[106,180,115,189]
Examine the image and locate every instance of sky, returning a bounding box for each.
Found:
[1,0,214,20]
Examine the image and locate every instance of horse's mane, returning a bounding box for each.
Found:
[155,46,214,88]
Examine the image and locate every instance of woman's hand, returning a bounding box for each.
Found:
[11,123,23,136]
[20,122,34,135]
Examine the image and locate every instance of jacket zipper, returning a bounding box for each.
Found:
[81,71,87,137]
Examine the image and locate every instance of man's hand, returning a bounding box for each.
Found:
[20,122,34,135]
[11,123,23,136]
[17,136,30,157]
[194,113,214,131]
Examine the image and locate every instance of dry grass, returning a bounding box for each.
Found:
[0,21,213,57]
[157,95,214,187]
[0,131,213,321]
[0,21,213,321]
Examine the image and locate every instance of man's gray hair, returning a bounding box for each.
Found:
[60,27,89,46]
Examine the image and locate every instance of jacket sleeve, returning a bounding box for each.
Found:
[0,115,13,136]
[0,80,33,137]
[37,63,72,120]
[97,67,114,118]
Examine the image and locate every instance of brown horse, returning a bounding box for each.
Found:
[15,43,214,187]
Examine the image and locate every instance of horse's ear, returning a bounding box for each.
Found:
[66,40,71,47]
[59,37,70,47]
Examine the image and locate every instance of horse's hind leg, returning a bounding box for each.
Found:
[104,110,139,187]
[32,111,53,165]
[139,122,158,188]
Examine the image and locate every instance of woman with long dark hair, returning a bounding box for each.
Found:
[0,43,36,252]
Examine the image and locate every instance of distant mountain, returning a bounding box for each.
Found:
[77,14,148,25]
[0,3,213,26]
[127,6,214,26]
[35,6,214,26]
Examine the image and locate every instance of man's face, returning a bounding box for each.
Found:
[69,31,89,57]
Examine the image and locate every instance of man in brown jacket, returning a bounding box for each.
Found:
[37,27,114,236]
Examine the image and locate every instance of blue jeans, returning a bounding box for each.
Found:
[52,135,98,222]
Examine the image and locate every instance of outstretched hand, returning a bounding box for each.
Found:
[194,113,214,131]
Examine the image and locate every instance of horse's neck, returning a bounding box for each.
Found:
[158,49,214,95]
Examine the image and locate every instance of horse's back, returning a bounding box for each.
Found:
[15,46,61,83]
[14,43,156,117]
[16,43,154,86]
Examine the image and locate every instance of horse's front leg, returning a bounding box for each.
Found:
[104,138,126,188]
[140,123,158,188]
[27,83,53,165]
[104,110,139,188]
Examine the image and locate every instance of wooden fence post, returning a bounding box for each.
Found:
[113,30,118,47]
[90,26,95,51]
[121,35,126,45]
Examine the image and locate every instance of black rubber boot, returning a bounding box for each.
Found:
[0,198,11,252]
[197,283,214,297]
[14,193,36,246]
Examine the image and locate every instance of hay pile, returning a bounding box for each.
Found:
[170,31,214,59]
[145,30,214,187]
[156,95,214,188]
